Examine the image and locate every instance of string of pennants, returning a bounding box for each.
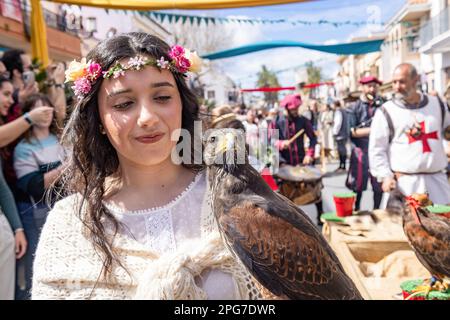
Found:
[380,35,418,47]
[138,11,385,27]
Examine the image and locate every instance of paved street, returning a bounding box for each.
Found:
[299,160,377,226]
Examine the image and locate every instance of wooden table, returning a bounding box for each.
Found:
[321,210,429,300]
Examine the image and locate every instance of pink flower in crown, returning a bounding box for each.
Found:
[169,45,185,59]
[87,62,102,81]
[72,77,91,97]
[173,56,191,73]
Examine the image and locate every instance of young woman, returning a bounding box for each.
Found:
[13,93,65,299]
[32,33,263,300]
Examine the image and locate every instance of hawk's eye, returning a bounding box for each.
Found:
[209,136,216,143]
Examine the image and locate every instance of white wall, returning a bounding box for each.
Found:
[80,7,134,39]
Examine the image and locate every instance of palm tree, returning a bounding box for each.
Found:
[305,61,322,98]
[256,65,280,105]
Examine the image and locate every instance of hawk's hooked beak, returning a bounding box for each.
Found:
[405,196,422,225]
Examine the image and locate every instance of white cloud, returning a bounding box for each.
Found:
[347,24,384,41]
[324,39,339,45]
[227,23,265,47]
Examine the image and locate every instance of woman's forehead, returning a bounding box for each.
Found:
[101,65,176,94]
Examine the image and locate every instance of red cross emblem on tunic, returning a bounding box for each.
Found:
[407,121,438,153]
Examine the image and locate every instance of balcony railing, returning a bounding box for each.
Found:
[13,1,88,38]
[420,6,450,46]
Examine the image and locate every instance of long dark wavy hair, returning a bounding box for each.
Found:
[60,33,203,284]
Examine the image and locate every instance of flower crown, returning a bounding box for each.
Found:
[65,45,201,98]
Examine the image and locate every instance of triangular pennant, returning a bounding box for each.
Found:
[189,16,195,25]
[182,15,188,24]
[160,13,166,24]
[168,14,174,23]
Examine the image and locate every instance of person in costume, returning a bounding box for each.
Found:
[369,63,450,204]
[270,94,323,225]
[32,33,266,300]
[332,100,349,172]
[346,76,384,211]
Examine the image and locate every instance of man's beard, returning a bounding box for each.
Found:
[287,111,298,119]
[394,89,414,102]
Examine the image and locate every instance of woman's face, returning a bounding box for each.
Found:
[98,57,183,168]
[32,99,54,128]
[0,81,14,116]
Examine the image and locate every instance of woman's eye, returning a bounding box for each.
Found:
[113,101,133,110]
[155,96,171,102]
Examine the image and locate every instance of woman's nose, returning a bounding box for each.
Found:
[137,103,159,128]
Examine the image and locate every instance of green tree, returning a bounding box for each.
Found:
[305,61,322,98]
[256,65,280,105]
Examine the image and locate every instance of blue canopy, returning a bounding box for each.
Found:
[202,39,383,60]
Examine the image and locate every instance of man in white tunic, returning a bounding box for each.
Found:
[369,63,450,204]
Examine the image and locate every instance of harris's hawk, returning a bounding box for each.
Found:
[203,128,362,300]
[402,193,450,293]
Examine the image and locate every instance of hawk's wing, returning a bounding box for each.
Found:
[218,200,362,300]
[404,213,450,278]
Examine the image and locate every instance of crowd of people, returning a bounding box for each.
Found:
[0,49,68,300]
[0,32,448,300]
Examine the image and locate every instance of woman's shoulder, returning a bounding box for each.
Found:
[48,193,85,223]
[13,139,34,158]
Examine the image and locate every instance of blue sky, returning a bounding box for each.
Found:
[165,0,406,88]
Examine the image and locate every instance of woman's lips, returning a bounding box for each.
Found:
[135,133,164,144]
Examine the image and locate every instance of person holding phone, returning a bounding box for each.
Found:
[0,51,67,207]
[13,93,65,300]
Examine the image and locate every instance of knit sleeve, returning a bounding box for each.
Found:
[31,194,86,299]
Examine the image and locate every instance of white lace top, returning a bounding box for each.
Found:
[32,171,265,300]
[103,173,237,299]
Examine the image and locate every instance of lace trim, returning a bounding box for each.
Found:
[103,172,203,215]
[144,209,176,253]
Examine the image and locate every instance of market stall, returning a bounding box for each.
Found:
[321,210,430,300]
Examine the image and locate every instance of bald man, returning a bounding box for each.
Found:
[369,63,450,204]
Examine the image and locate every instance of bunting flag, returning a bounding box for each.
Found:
[202,40,384,60]
[240,82,334,92]
[142,11,384,27]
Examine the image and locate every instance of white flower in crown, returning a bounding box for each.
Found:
[128,56,148,70]
[112,69,125,79]
[157,56,170,69]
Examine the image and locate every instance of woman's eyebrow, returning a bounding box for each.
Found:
[107,88,132,98]
[107,82,174,98]
[150,81,174,88]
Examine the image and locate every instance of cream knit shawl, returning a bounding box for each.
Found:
[31,186,264,300]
